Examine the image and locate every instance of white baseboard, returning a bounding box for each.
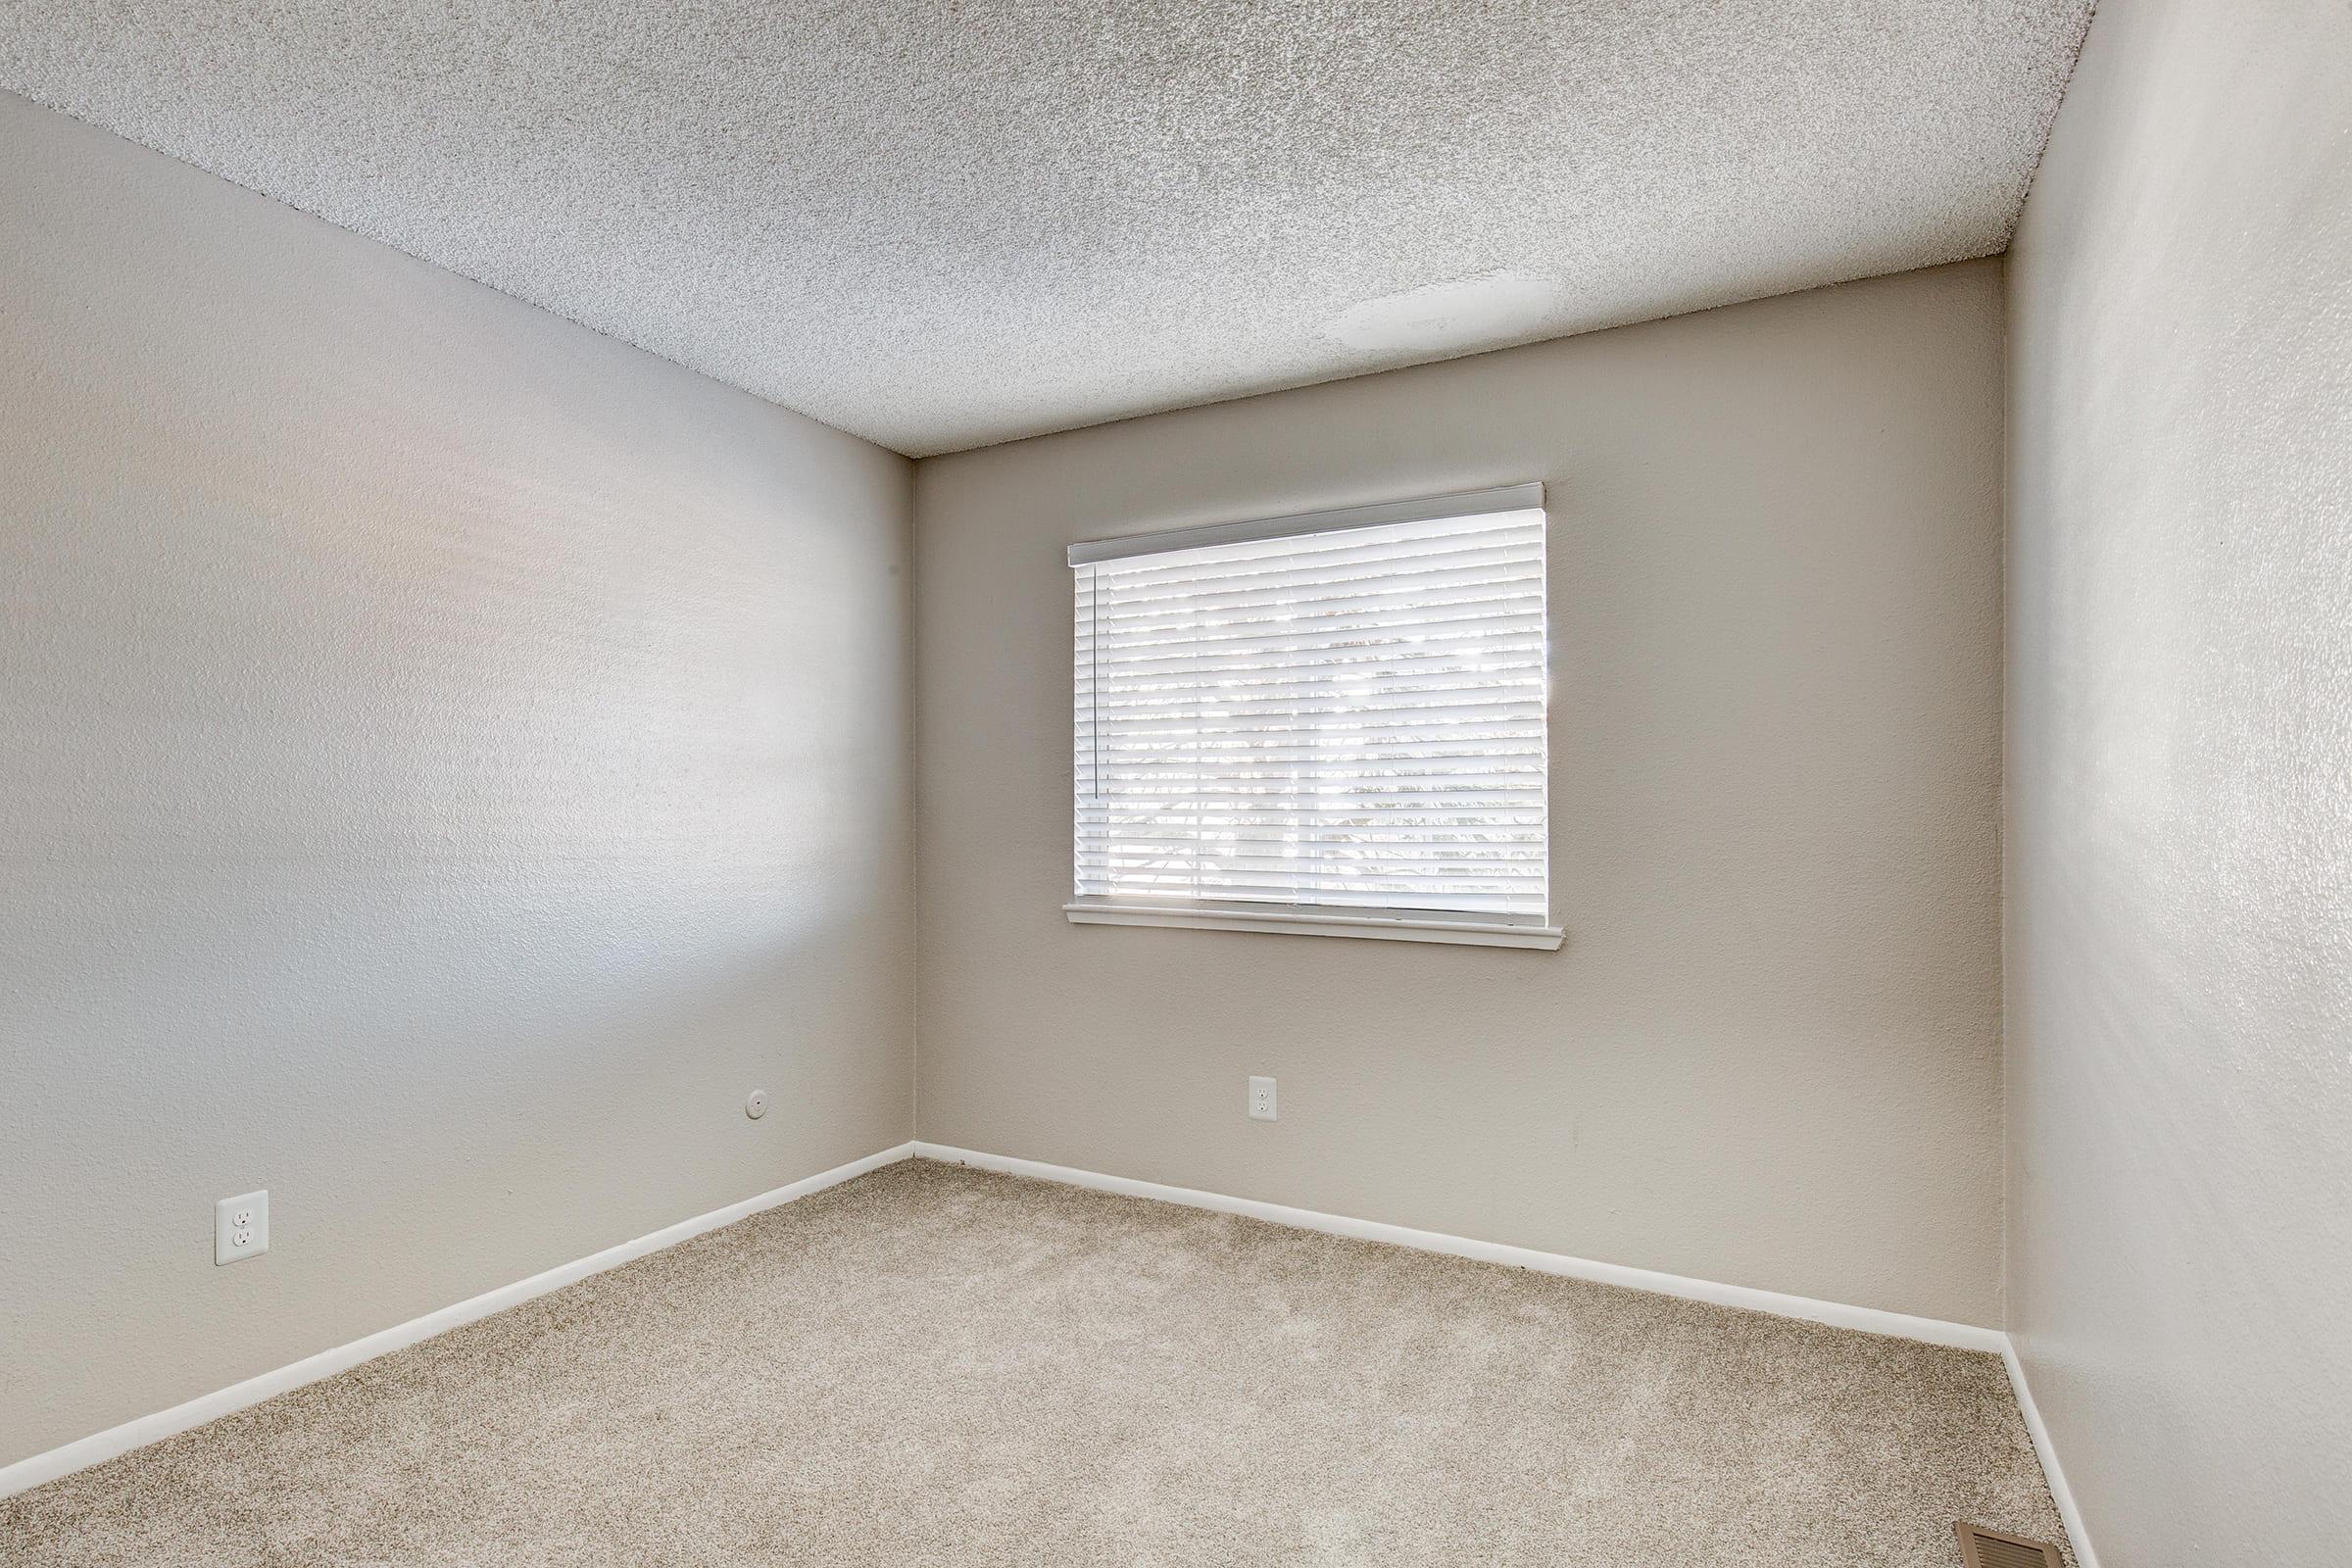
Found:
[2001,1338,2100,1568]
[910,1142,2008,1353]
[0,1141,916,1501]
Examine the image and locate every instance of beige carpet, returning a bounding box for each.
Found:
[2,1159,2073,1566]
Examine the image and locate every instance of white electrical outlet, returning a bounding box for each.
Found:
[1248,1076,1278,1121]
[216,1190,268,1265]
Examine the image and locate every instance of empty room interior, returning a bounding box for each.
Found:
[2,2,2346,1563]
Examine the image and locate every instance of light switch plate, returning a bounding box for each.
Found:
[216,1190,268,1265]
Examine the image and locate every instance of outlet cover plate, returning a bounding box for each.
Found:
[216,1190,269,1265]
[1249,1076,1278,1121]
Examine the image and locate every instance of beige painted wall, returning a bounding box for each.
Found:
[914,260,2007,1326]
[2004,1,2352,1560]
[0,95,914,1467]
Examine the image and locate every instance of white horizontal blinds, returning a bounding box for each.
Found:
[1073,502,1547,917]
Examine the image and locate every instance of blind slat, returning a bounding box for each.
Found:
[1085,511,1543,583]
[1087,550,1544,621]
[1082,605,1545,660]
[1086,644,1542,676]
[1084,698,1544,736]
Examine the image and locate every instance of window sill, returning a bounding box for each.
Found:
[1062,899,1564,951]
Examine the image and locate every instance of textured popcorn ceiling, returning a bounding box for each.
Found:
[0,3,2090,456]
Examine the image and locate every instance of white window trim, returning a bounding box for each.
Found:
[1066,482,1546,565]
[1064,896,1564,950]
[1067,483,1557,951]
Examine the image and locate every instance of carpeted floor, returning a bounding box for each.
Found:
[2,1159,2073,1566]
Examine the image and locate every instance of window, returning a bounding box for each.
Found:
[1067,484,1558,949]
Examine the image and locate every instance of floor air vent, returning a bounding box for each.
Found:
[1955,1522,2066,1568]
